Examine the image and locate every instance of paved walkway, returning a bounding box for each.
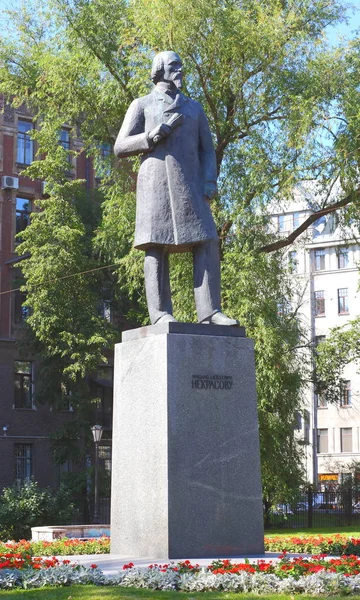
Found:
[64,553,313,577]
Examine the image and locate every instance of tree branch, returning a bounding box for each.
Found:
[62,11,133,102]
[258,188,360,253]
[189,54,220,142]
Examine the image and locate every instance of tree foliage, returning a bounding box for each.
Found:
[315,318,360,404]
[1,0,358,500]
[0,481,77,541]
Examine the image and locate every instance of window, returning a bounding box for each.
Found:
[59,129,71,162]
[289,251,298,272]
[340,380,351,407]
[96,367,113,383]
[14,290,29,324]
[98,299,112,322]
[60,383,73,412]
[16,198,31,238]
[314,248,325,271]
[278,214,286,232]
[17,120,34,165]
[293,212,300,230]
[338,248,349,269]
[15,444,33,484]
[14,361,33,409]
[277,299,291,316]
[340,428,352,453]
[94,386,112,428]
[96,143,111,179]
[317,429,328,453]
[338,288,349,314]
[314,335,326,347]
[294,411,302,430]
[314,290,325,316]
[317,393,328,409]
[99,445,112,472]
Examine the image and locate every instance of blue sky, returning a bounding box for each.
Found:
[326,3,360,45]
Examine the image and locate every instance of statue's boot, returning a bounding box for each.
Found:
[156,314,178,324]
[200,311,239,326]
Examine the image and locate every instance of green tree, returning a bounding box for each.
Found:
[315,319,360,404]
[1,0,357,503]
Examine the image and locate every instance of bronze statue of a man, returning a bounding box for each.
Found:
[114,50,238,326]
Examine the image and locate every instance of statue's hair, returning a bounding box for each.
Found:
[151,52,166,83]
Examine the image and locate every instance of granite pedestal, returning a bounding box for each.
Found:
[111,323,264,559]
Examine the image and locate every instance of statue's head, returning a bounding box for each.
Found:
[151,51,183,88]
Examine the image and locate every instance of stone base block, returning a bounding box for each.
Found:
[111,323,264,559]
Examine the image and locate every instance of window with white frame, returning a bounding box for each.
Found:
[289,250,298,272]
[316,393,328,409]
[338,247,349,269]
[293,212,300,230]
[314,291,325,316]
[340,428,352,453]
[17,120,34,165]
[317,429,328,453]
[314,248,325,271]
[278,214,286,232]
[338,288,349,314]
[340,380,351,407]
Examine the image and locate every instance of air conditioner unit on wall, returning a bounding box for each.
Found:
[1,176,19,190]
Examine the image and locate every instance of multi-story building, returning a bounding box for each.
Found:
[0,98,113,494]
[270,184,360,488]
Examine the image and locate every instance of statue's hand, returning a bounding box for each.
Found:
[148,123,172,144]
[204,182,217,201]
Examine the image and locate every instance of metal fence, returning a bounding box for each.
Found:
[71,490,360,530]
[99,496,110,524]
[266,488,360,529]
[70,496,111,525]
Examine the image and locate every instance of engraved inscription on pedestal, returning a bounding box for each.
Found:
[191,374,233,390]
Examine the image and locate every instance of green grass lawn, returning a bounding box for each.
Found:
[265,525,360,537]
[1,588,359,600]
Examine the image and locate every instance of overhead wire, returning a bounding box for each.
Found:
[0,262,122,296]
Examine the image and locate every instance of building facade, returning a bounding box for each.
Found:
[270,184,360,488]
[0,98,113,493]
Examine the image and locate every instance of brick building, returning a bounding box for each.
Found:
[0,98,113,493]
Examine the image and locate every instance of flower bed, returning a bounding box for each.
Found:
[2,554,360,593]
[264,534,360,556]
[0,534,360,556]
[0,554,74,570]
[2,535,360,593]
[1,535,360,558]
[0,536,110,557]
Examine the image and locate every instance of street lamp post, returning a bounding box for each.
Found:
[91,424,103,524]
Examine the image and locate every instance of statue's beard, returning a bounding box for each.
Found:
[170,72,182,89]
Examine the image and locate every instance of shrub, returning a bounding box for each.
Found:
[0,481,78,541]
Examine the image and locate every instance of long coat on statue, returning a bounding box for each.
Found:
[114,87,218,252]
